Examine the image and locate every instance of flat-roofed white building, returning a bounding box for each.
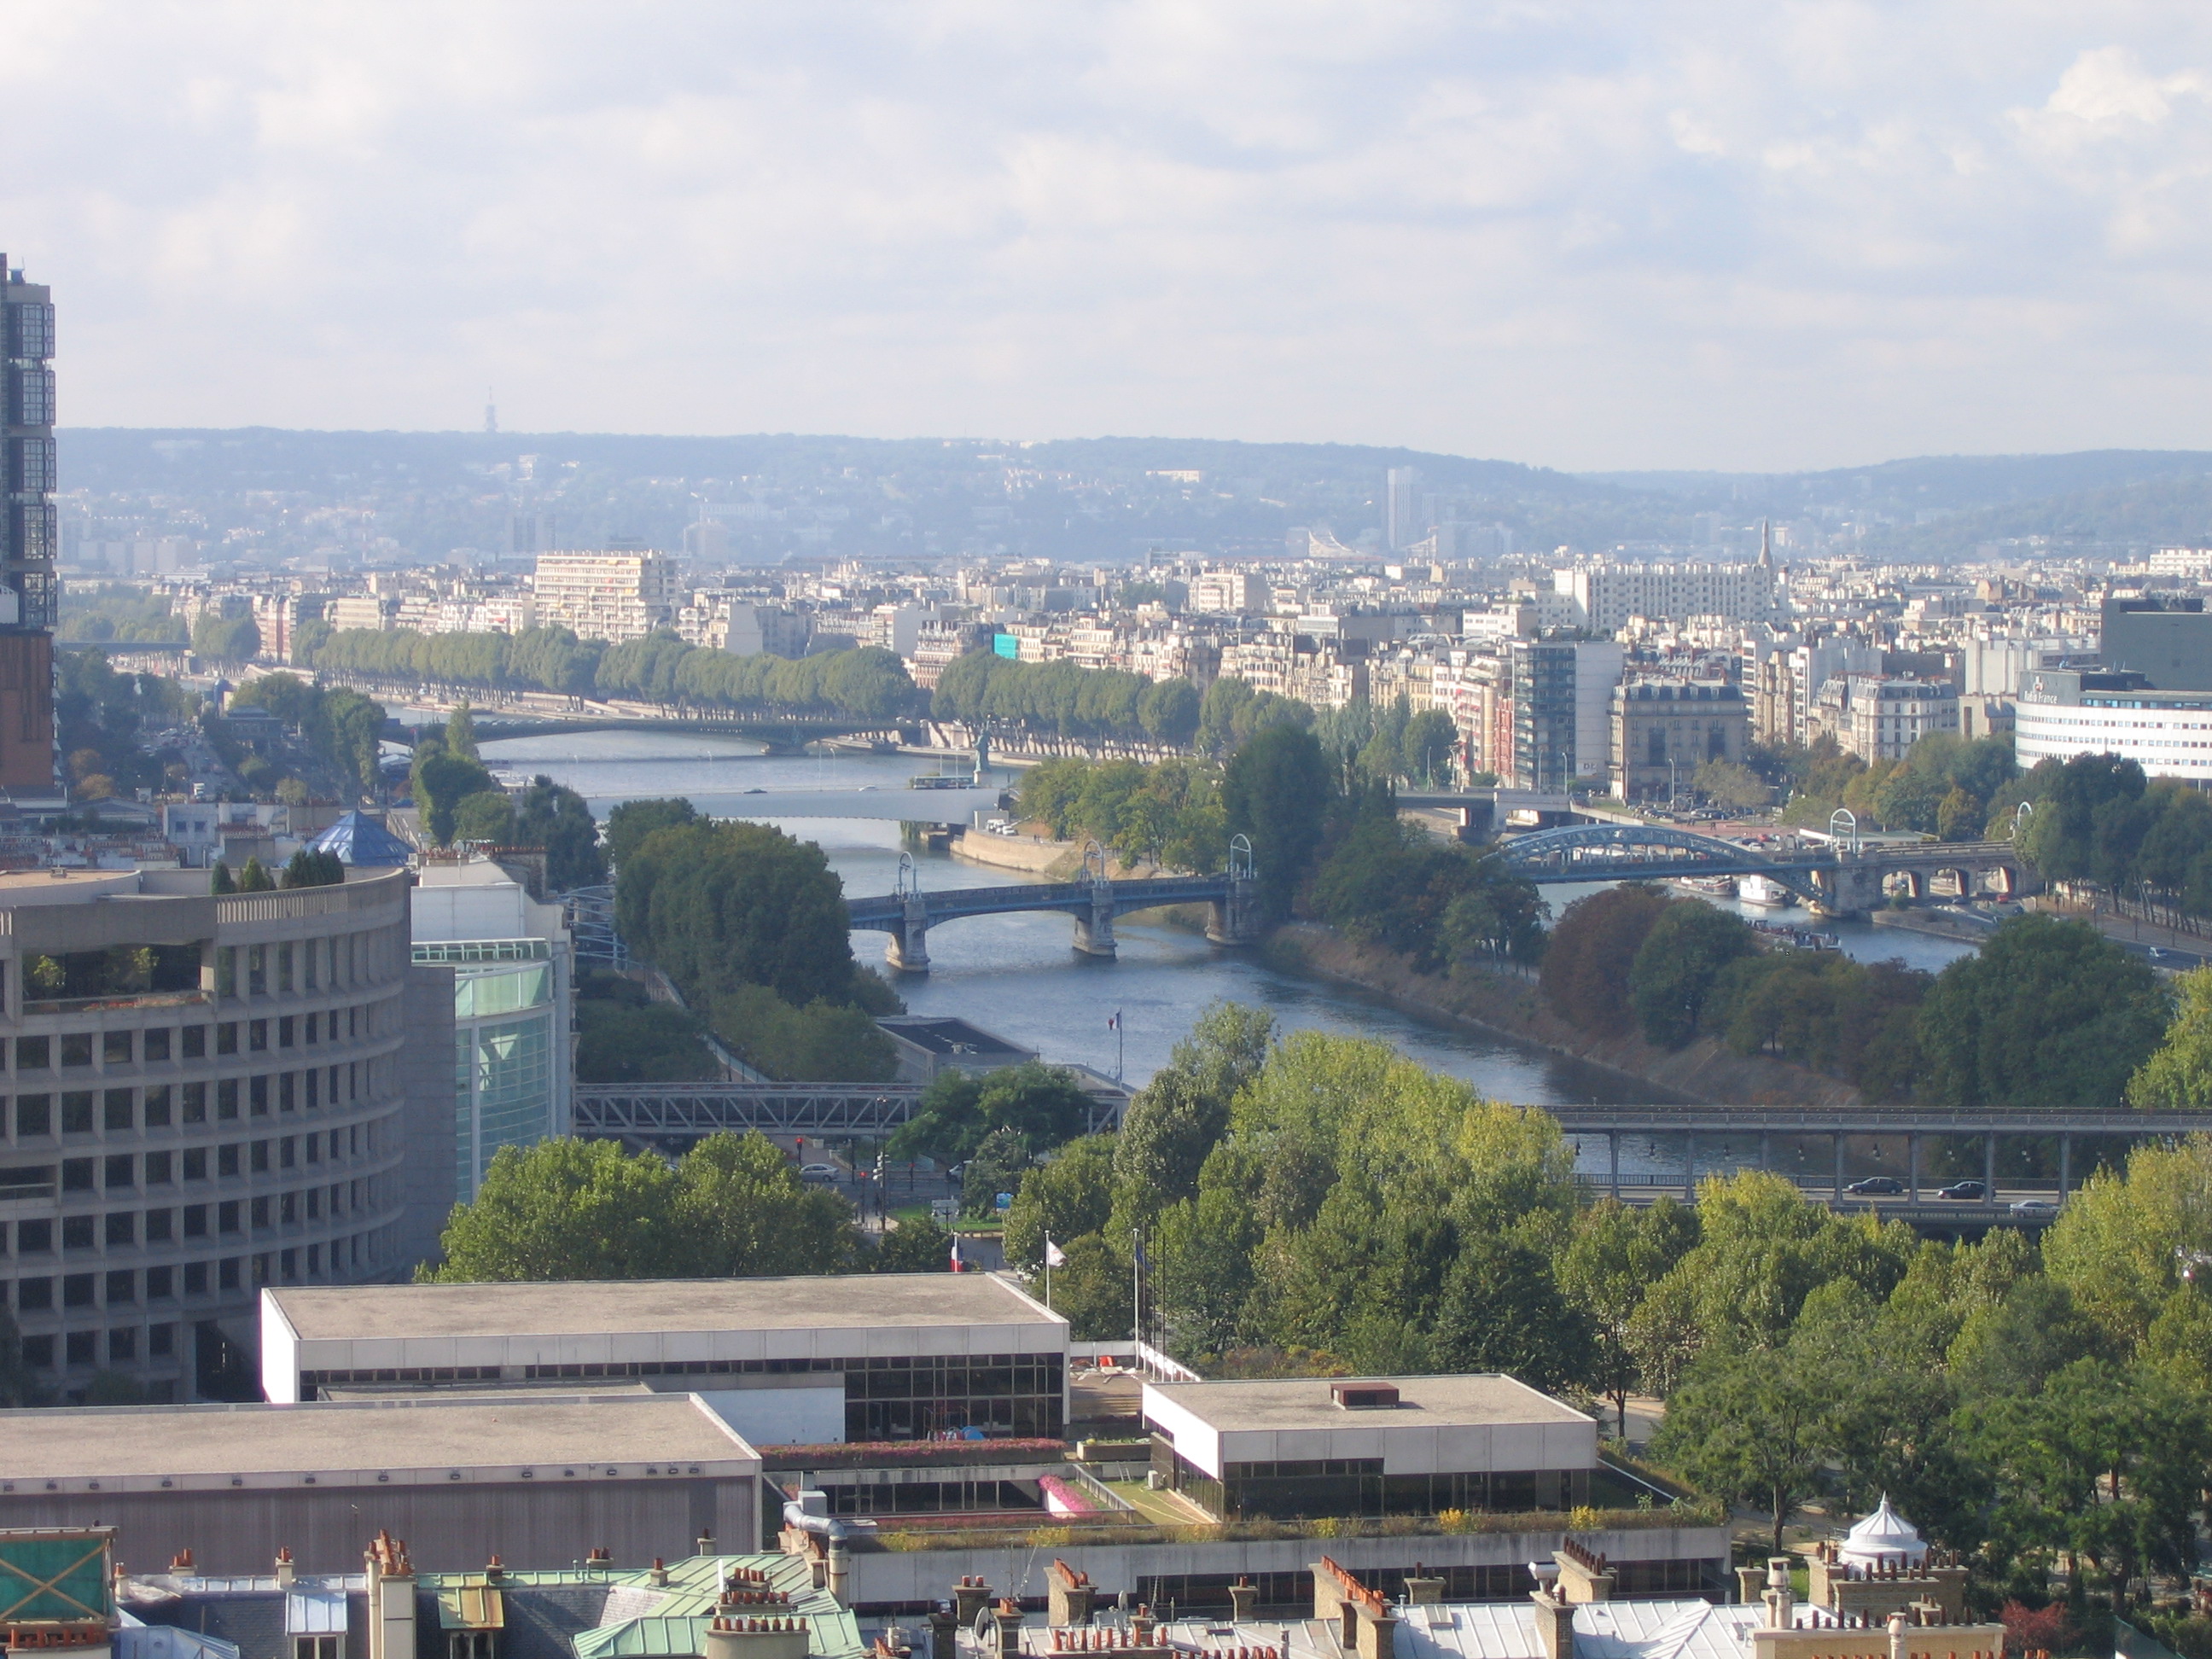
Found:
[1144,1374,1598,1520]
[260,1273,1070,1443]
[531,550,678,643]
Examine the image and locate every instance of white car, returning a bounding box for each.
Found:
[2010,1198,2060,1218]
[799,1163,839,1180]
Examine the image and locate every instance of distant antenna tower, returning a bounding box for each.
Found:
[484,390,498,434]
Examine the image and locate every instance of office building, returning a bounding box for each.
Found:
[1384,469,1422,552]
[2016,668,2212,784]
[0,866,456,1404]
[1,253,58,793]
[259,1273,1070,1441]
[531,551,678,644]
[410,861,573,1202]
[1610,680,1749,804]
[0,1393,765,1573]
[2102,593,2212,692]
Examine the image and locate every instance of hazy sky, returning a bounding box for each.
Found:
[8,3,2212,471]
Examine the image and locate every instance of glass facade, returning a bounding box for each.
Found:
[1155,1441,1587,1520]
[421,940,557,1199]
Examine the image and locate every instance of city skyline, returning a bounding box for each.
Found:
[4,7,2212,469]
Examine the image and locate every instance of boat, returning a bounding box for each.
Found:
[907,773,979,790]
[1674,875,1737,897]
[1738,874,1797,909]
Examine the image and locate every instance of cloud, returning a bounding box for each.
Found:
[5,3,2212,469]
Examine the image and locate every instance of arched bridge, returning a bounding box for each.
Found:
[1494,824,2034,914]
[846,871,1263,972]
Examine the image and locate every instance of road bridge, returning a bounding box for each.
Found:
[572,1080,1126,1151]
[844,864,1263,971]
[1545,1103,2212,1208]
[1493,824,2033,915]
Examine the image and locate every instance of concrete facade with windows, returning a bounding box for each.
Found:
[0,866,454,1403]
[530,551,678,644]
[2016,668,2212,784]
[409,862,572,1202]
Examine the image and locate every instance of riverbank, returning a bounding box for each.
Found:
[944,825,1155,881]
[1871,907,1994,944]
[1266,923,1863,1108]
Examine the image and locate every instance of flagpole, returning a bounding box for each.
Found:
[1132,1227,1142,1371]
[1044,1233,1051,1310]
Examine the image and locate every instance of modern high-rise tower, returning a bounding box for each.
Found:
[0,253,58,794]
[1385,465,1422,551]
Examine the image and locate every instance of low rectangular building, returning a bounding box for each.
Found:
[0,1393,761,1575]
[261,1274,1070,1442]
[1144,1375,1598,1519]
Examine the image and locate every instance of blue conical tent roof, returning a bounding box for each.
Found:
[309,810,413,868]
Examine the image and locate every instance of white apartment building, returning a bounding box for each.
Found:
[2017,669,2212,785]
[1553,562,1780,633]
[531,550,678,644]
[1846,678,1960,762]
[1190,569,1260,614]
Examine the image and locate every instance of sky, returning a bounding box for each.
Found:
[8,3,2212,473]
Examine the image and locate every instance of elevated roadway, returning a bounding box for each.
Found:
[572,1080,1126,1150]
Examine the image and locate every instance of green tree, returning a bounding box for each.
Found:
[1693,759,1771,811]
[2130,967,2212,1109]
[1652,1338,1830,1552]
[413,749,496,845]
[1137,678,1202,748]
[962,1126,1034,1217]
[1628,899,1755,1048]
[574,999,721,1084]
[1559,1196,1699,1434]
[1221,725,1332,920]
[2040,1135,2212,1355]
[514,776,607,889]
[874,1214,953,1272]
[426,1137,690,1280]
[237,856,273,893]
[192,609,261,662]
[674,1131,855,1275]
[707,984,896,1082]
[209,860,236,895]
[887,1062,1094,1167]
[1004,1136,1119,1270]
[605,796,699,868]
[1400,708,1459,785]
[618,819,855,1009]
[452,789,517,843]
[280,848,345,888]
[1427,1232,1593,1394]
[1917,915,2171,1110]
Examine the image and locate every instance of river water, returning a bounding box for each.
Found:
[480,729,1980,1179]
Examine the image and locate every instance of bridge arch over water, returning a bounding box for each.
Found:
[844,870,1263,972]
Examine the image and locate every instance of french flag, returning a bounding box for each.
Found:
[949,1235,964,1273]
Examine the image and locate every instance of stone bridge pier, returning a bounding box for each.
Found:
[1206,876,1266,946]
[1071,888,1118,958]
[884,894,931,973]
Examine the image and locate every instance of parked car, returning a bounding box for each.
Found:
[1843,1176,1906,1196]
[2010,1198,2061,1218]
[1936,1179,1988,1201]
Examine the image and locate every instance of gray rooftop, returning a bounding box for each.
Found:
[269,1273,1057,1342]
[1144,1375,1592,1432]
[0,1394,756,1486]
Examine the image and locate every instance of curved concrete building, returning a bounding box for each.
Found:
[0,866,454,1403]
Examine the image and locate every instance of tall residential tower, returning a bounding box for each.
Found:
[0,255,57,794]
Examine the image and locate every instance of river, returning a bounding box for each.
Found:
[479,729,1981,1179]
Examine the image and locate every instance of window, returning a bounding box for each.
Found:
[280,1073,294,1112]
[216,1022,237,1056]
[251,1140,269,1173]
[146,1209,172,1243]
[183,1204,207,1237]
[61,1034,91,1068]
[16,1035,49,1070]
[299,1634,344,1659]
[279,1015,295,1050]
[61,1272,94,1307]
[104,1154,134,1189]
[65,1331,95,1367]
[250,1020,268,1053]
[182,1026,206,1060]
[183,1261,207,1294]
[17,1219,50,1254]
[104,1090,133,1131]
[61,1158,92,1192]
[218,1257,241,1289]
[251,1196,270,1229]
[16,1095,49,1136]
[105,1213,135,1247]
[251,1075,268,1115]
[150,1322,174,1356]
[182,1083,206,1124]
[280,1137,295,1169]
[218,1144,239,1178]
[279,1191,296,1225]
[304,944,319,993]
[278,945,294,997]
[248,946,266,996]
[216,947,236,1000]
[144,1086,172,1128]
[108,1327,135,1361]
[20,1335,53,1369]
[106,1268,135,1304]
[218,1201,240,1234]
[306,1133,321,1165]
[218,1080,238,1120]
[61,1093,92,1134]
[306,1011,319,1045]
[145,1150,172,1185]
[145,1028,171,1063]
[183,1148,207,1180]
[147,1265,173,1298]
[102,1032,132,1066]
[16,1277,51,1310]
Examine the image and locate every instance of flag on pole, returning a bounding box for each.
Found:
[949,1235,964,1273]
[1108,1012,1119,1031]
[1045,1237,1067,1268]
[1132,1236,1149,1272]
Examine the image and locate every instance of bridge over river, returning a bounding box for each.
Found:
[844,864,1262,970]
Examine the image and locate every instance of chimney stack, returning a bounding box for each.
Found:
[650,1560,669,1588]
[365,1534,417,1659]
[1227,1580,1259,1622]
[275,1547,296,1589]
[1762,1558,1796,1632]
[954,1579,993,1629]
[929,1606,960,1659]
[1529,1588,1573,1659]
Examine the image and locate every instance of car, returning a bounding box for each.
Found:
[799,1163,839,1180]
[2010,1198,2061,1218]
[1843,1176,1906,1196]
[1936,1180,1988,1201]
